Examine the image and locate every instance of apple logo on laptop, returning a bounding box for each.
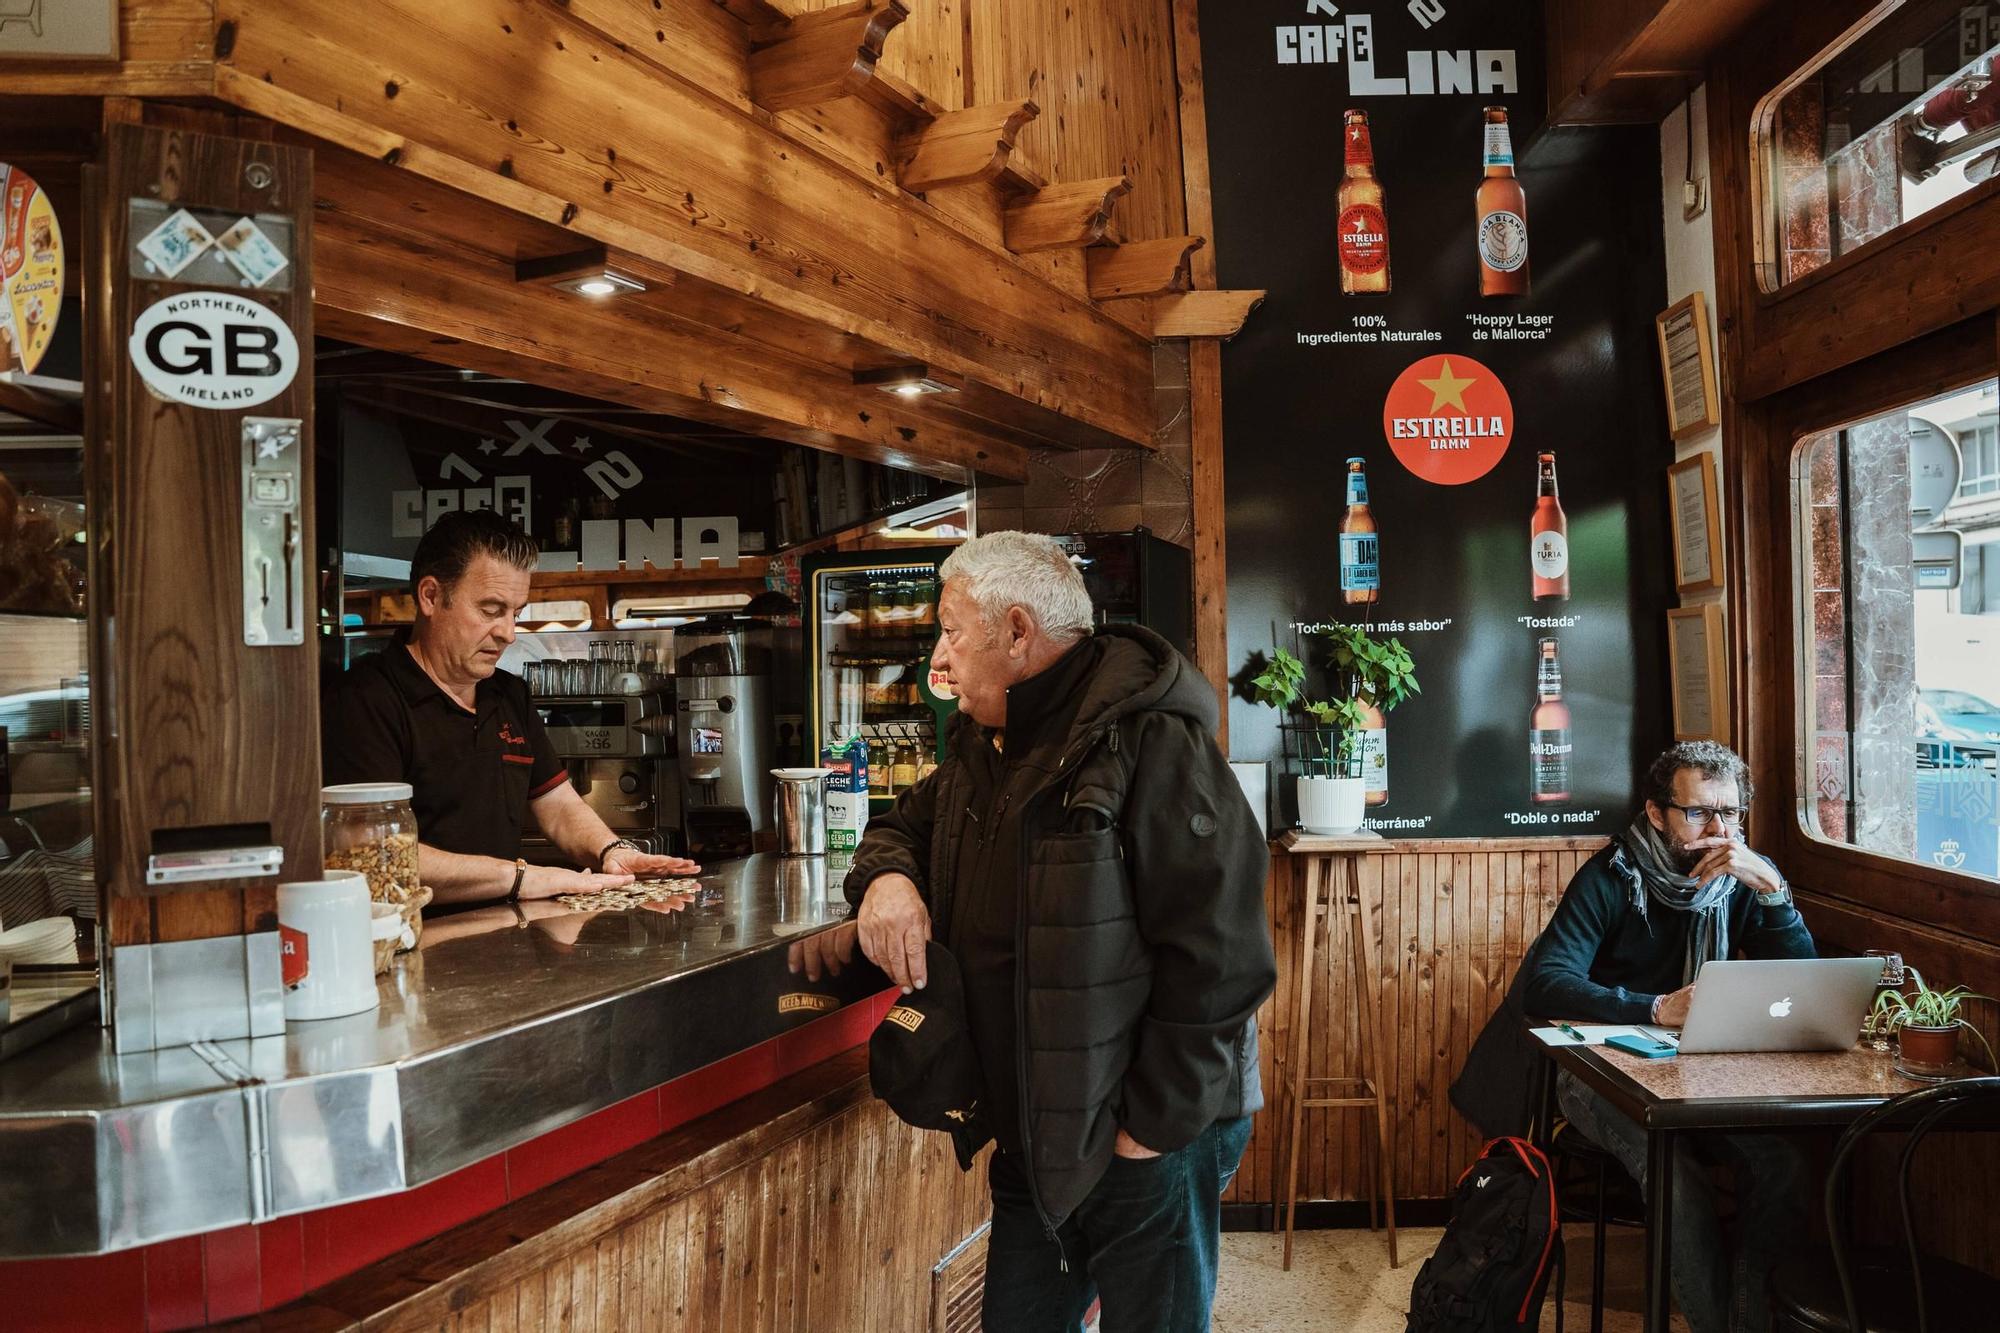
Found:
[1769,996,1793,1019]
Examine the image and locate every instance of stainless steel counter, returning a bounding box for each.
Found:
[0,855,882,1258]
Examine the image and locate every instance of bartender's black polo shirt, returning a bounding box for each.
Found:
[322,644,567,860]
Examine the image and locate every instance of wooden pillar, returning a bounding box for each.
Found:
[88,120,320,1049]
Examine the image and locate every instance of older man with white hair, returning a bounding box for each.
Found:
[825,529,1276,1331]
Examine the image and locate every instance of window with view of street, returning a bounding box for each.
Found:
[1798,380,2000,883]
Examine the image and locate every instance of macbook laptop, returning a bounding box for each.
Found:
[1674,957,1884,1054]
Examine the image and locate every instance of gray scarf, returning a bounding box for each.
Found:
[1613,813,1735,987]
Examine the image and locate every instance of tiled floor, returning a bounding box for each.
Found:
[1212,1223,1691,1333]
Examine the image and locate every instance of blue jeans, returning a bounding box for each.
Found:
[1557,1072,1807,1333]
[981,1116,1252,1333]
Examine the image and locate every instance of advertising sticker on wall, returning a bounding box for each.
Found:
[0,163,63,376]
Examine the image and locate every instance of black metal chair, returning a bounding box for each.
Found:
[1771,1076,2000,1333]
[1548,1117,1644,1333]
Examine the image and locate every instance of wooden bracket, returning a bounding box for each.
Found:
[1004,177,1132,253]
[1086,236,1206,301]
[1150,289,1268,340]
[748,0,910,113]
[895,100,1041,193]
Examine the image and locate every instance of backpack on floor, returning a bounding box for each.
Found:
[1405,1136,1563,1333]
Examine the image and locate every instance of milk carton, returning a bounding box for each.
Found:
[822,739,870,853]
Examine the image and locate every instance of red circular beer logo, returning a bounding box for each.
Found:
[1337,204,1389,275]
[1381,354,1514,485]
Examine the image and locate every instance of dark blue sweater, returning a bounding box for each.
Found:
[1521,844,1817,1024]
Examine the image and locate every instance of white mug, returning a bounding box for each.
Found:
[277,870,381,1021]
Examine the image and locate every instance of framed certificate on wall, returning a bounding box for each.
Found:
[1667,604,1729,745]
[1656,292,1720,440]
[1668,453,1725,592]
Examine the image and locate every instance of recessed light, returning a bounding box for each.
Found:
[854,365,963,397]
[551,270,646,298]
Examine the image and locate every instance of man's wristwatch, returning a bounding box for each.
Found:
[597,837,642,869]
[507,858,527,903]
[1755,880,1793,908]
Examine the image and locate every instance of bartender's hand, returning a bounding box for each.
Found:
[1654,983,1697,1028]
[857,873,931,993]
[517,863,635,902]
[1684,827,1782,898]
[600,847,703,879]
[788,921,858,981]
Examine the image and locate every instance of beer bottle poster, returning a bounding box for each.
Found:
[1203,1,1674,838]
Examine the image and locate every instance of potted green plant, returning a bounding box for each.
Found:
[1871,968,1995,1079]
[1250,626,1419,835]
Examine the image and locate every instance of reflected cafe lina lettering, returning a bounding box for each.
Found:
[1274,11,1518,97]
[390,486,743,573]
[1388,413,1507,450]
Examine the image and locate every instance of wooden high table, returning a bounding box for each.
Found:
[1278,830,1398,1270]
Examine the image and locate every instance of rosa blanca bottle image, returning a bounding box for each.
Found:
[1476,107,1530,298]
[1357,686,1388,807]
[1531,451,1569,601]
[1530,637,1573,804]
[1339,457,1380,605]
[1337,109,1391,295]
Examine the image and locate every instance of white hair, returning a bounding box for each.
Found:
[938,530,1094,642]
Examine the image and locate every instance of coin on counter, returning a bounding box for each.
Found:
[557,877,704,912]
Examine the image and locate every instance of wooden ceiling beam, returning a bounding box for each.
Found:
[1087,236,1207,301]
[212,0,1155,450]
[747,0,909,113]
[895,100,1042,193]
[1004,177,1133,253]
[311,201,1028,482]
[1150,289,1268,340]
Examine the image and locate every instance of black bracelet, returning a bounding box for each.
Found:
[507,858,526,903]
[597,837,639,868]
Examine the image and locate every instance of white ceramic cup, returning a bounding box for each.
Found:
[277,870,381,1021]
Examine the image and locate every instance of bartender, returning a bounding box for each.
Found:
[323,510,699,907]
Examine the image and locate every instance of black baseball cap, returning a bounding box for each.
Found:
[868,942,987,1134]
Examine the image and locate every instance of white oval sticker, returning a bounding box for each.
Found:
[127,290,298,409]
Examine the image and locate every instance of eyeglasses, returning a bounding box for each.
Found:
[1665,802,1749,828]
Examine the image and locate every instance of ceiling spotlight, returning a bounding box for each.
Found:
[553,271,646,298]
[854,365,964,397]
[514,248,650,298]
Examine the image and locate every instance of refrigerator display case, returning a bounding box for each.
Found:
[802,548,955,811]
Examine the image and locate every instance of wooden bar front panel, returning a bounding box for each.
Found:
[1227,840,1604,1209]
[89,123,319,946]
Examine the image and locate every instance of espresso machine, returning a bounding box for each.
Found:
[673,616,776,859]
[525,692,682,861]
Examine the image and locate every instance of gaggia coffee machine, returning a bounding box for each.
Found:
[525,692,683,860]
[673,616,777,859]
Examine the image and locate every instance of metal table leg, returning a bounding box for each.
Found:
[1644,1125,1675,1333]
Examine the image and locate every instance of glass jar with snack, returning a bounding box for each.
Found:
[321,783,429,949]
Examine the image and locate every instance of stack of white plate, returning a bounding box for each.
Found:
[0,917,79,967]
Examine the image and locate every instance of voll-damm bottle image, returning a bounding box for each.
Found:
[1530,637,1573,804]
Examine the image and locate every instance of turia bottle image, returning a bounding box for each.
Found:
[1531,452,1569,601]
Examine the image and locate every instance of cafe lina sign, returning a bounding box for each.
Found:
[0,162,63,377]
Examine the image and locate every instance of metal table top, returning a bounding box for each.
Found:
[0,854,879,1257]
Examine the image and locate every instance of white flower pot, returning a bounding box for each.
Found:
[1298,775,1367,836]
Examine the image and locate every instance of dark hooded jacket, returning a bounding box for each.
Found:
[844,625,1277,1227]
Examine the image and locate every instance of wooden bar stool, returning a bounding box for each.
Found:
[1278,830,1397,1271]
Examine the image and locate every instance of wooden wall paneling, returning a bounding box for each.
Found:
[91,122,319,949]
[211,0,1157,454]
[773,0,968,113]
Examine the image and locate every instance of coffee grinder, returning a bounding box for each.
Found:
[672,616,776,858]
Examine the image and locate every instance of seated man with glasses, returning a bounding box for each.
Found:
[1521,740,1814,1333]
